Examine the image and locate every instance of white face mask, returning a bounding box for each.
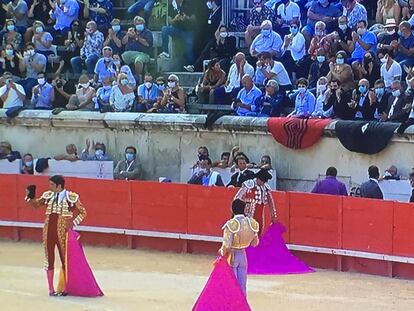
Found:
[37,78,45,85]
[168,81,176,88]
[387,29,396,35]
[80,83,89,89]
[380,56,388,64]
[219,32,228,38]
[144,82,152,89]
[338,24,347,31]
[317,84,327,93]
[357,27,366,36]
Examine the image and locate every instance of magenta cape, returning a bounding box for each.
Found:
[246,222,314,275]
[65,229,104,297]
[192,257,251,311]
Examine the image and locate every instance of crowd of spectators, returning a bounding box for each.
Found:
[1,0,414,131]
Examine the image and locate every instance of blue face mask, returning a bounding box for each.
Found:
[298,86,306,94]
[95,149,104,158]
[261,29,271,37]
[121,79,129,86]
[336,58,344,65]
[112,25,120,32]
[290,26,298,35]
[317,55,325,63]
[103,85,112,90]
[375,87,384,97]
[25,161,33,167]
[135,24,144,32]
[392,89,401,97]
[6,25,15,32]
[125,153,135,162]
[359,85,367,94]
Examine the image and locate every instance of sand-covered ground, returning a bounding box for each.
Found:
[1,241,413,311]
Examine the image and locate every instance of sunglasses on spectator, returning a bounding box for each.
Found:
[167,79,176,82]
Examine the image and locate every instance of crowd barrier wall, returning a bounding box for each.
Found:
[1,174,414,279]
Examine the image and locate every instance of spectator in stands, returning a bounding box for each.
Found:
[95,76,112,112]
[308,21,337,61]
[121,16,153,78]
[51,74,75,109]
[289,78,316,118]
[2,19,22,50]
[21,153,34,175]
[32,20,55,65]
[0,141,21,162]
[245,0,275,46]
[350,20,377,63]
[273,0,301,37]
[228,146,251,169]
[259,51,292,93]
[376,0,401,25]
[327,50,354,92]
[381,165,401,180]
[71,21,104,75]
[59,20,83,73]
[109,73,135,112]
[379,49,402,88]
[137,73,159,112]
[83,0,113,33]
[212,151,230,169]
[49,0,80,39]
[3,0,29,34]
[250,79,284,117]
[377,18,399,48]
[342,0,368,30]
[159,0,195,65]
[0,44,21,78]
[353,51,381,87]
[81,140,112,161]
[192,146,209,174]
[25,0,53,43]
[402,0,414,20]
[16,43,47,98]
[370,79,390,120]
[311,166,348,196]
[157,74,186,113]
[348,78,375,120]
[155,76,166,92]
[232,74,262,116]
[128,0,155,23]
[0,72,25,109]
[104,19,125,55]
[394,21,414,68]
[94,46,116,84]
[227,155,255,188]
[119,65,137,90]
[31,71,54,110]
[382,80,410,122]
[333,16,353,55]
[256,155,272,170]
[188,157,224,186]
[302,0,342,45]
[280,20,306,80]
[324,78,354,119]
[113,53,122,73]
[308,48,330,89]
[360,165,384,199]
[54,143,79,161]
[214,52,254,105]
[114,146,140,180]
[311,76,333,118]
[250,20,283,58]
[198,58,226,105]
[209,25,237,73]
[66,74,96,110]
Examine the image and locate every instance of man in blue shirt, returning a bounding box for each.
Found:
[94,46,116,84]
[232,74,263,116]
[289,78,316,118]
[137,73,160,112]
[350,20,377,63]
[49,0,79,36]
[31,72,55,109]
[250,20,283,58]
[248,79,284,117]
[394,21,414,68]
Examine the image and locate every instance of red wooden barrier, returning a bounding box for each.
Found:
[393,202,414,257]
[0,174,18,221]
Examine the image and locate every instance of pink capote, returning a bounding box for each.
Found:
[65,229,104,297]
[192,257,251,311]
[246,222,314,275]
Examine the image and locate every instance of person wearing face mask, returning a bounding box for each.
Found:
[103,19,125,55]
[83,0,113,33]
[51,73,75,109]
[114,146,140,180]
[94,76,113,112]
[49,0,80,39]
[32,21,55,58]
[342,0,367,30]
[109,73,135,112]
[119,64,137,90]
[381,80,411,122]
[378,19,400,50]
[249,79,284,117]
[378,49,402,88]
[31,71,55,109]
[137,73,160,111]
[26,0,53,43]
[3,0,29,33]
[2,19,22,50]
[245,0,275,46]
[250,20,283,58]
[348,78,375,120]
[127,0,155,24]
[311,76,333,118]
[56,20,83,73]
[302,0,342,46]
[369,79,391,120]
[121,16,153,79]
[308,48,330,89]
[327,50,354,92]
[324,78,354,119]
[93,46,116,85]
[0,44,20,77]
[288,78,316,118]
[393,21,414,69]
[208,25,237,73]
[15,42,47,99]
[71,21,104,75]
[188,157,224,187]
[353,51,380,87]
[308,21,334,60]
[273,0,301,37]
[21,153,34,175]
[232,74,262,116]
[0,72,26,110]
[81,140,112,161]
[280,21,306,80]
[333,15,353,54]
[157,74,186,113]
[350,19,377,63]
[66,74,96,110]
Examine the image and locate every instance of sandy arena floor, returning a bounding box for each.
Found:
[1,241,414,311]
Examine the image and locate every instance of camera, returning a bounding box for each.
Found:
[56,80,62,88]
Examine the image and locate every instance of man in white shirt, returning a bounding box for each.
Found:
[280,20,306,80]
[260,51,292,93]
[379,49,402,88]
[0,72,26,109]
[274,0,301,36]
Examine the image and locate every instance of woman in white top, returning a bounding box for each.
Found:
[311,76,333,118]
[110,73,136,112]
